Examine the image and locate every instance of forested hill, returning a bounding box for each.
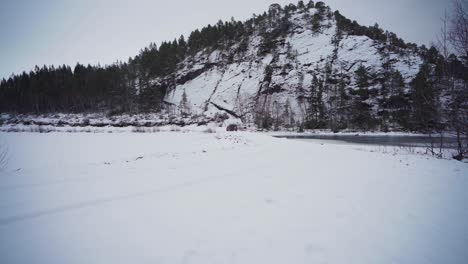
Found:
[1,1,467,132]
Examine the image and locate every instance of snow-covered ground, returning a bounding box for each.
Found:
[0,132,467,264]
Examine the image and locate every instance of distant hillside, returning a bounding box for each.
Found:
[1,1,467,132]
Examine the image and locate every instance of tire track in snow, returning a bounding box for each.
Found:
[0,152,172,193]
[0,173,230,226]
[0,147,266,226]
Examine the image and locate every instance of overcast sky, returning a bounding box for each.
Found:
[0,0,453,79]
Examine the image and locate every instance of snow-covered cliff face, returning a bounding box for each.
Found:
[162,5,423,125]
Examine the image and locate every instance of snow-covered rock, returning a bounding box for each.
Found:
[163,6,423,123]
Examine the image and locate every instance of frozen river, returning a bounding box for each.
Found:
[277,134,461,148]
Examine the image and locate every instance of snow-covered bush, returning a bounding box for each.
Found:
[132,127,147,133]
[203,127,217,133]
[170,126,181,132]
[226,124,238,131]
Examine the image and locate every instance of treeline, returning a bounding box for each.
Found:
[334,11,415,51]
[0,9,254,114]
[0,63,135,113]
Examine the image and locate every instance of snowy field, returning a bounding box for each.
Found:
[0,131,467,264]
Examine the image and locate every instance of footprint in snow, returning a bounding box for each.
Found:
[305,244,325,254]
[181,250,199,264]
[335,194,345,200]
[304,244,328,264]
[335,212,345,219]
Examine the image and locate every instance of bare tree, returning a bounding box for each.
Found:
[447,0,468,160]
[0,145,7,170]
[272,100,281,131]
[437,10,451,59]
[430,11,452,157]
[449,0,468,61]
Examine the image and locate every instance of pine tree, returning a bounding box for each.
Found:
[179,89,191,117]
[311,13,321,33]
[177,35,187,59]
[282,99,295,128]
[355,65,370,94]
[387,70,410,129]
[297,1,305,9]
[306,75,325,128]
[378,43,393,130]
[335,77,349,130]
[410,63,439,131]
[272,100,281,130]
[351,65,375,130]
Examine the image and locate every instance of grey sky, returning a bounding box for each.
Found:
[0,0,452,79]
